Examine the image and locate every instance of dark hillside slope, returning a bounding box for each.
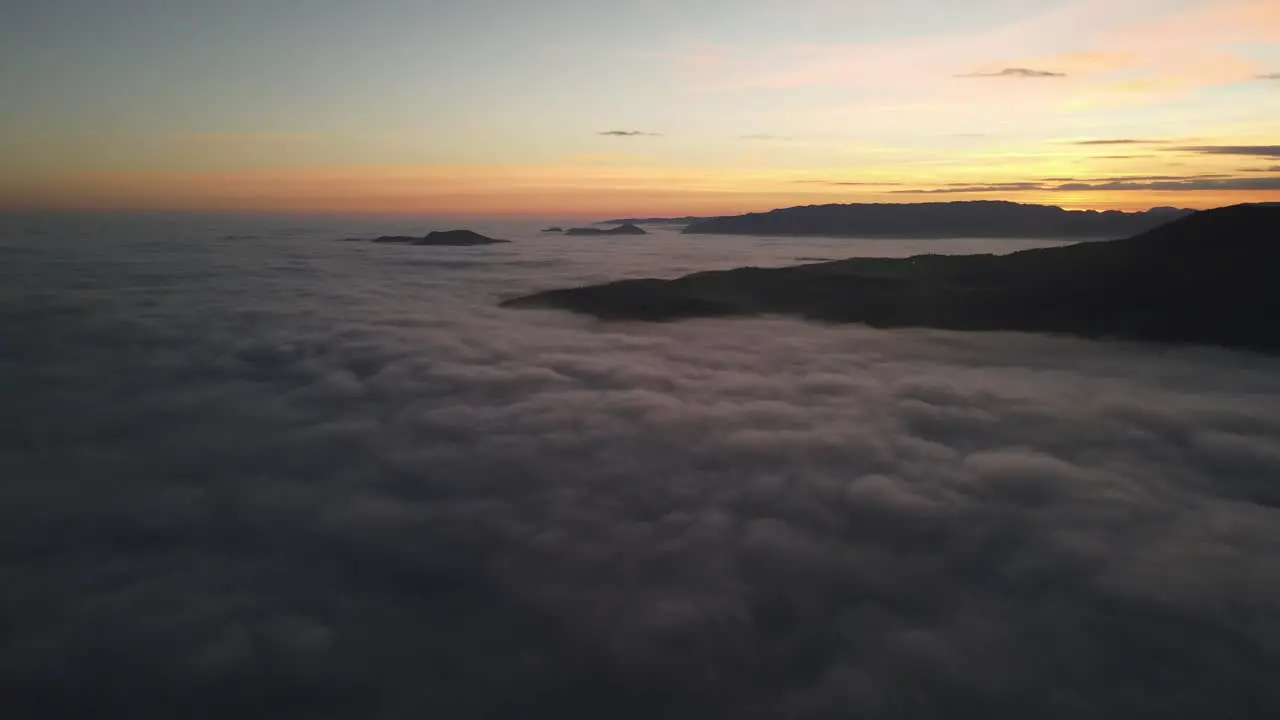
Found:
[504,205,1280,352]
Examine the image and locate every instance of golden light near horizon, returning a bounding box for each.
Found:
[0,0,1276,217]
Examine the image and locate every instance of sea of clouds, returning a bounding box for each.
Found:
[3,215,1280,719]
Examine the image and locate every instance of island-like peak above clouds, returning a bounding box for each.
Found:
[563,223,648,237]
[682,201,1194,239]
[504,204,1280,353]
[341,229,510,246]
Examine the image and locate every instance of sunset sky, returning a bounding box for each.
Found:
[2,0,1277,218]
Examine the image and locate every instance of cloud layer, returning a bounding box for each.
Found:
[1068,139,1165,146]
[3,217,1280,718]
[793,179,904,187]
[893,175,1280,193]
[956,67,1066,78]
[1176,145,1280,157]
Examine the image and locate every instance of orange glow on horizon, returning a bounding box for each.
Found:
[3,164,1275,219]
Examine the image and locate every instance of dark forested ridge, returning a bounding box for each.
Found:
[505,204,1280,352]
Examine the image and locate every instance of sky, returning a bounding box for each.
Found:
[1,0,1278,218]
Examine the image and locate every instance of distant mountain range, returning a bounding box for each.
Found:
[679,201,1193,238]
[504,204,1280,353]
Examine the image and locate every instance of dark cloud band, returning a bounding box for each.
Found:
[894,176,1280,193]
[1174,146,1280,158]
